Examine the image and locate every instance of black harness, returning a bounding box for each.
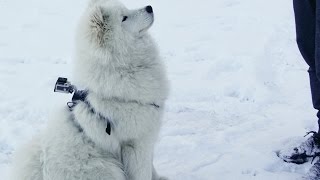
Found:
[67,90,112,135]
[54,77,160,136]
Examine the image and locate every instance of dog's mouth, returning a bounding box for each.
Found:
[139,15,154,34]
[139,23,153,34]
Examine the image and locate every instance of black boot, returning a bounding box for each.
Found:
[277,132,320,164]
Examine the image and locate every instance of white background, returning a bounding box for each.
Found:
[0,0,317,179]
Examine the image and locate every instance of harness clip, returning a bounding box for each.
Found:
[54,77,76,94]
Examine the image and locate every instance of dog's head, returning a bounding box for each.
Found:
[74,0,166,102]
[78,0,155,50]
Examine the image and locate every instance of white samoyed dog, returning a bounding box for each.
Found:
[11,0,169,180]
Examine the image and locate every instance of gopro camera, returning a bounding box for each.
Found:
[54,77,75,94]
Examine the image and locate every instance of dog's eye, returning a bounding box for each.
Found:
[122,16,128,22]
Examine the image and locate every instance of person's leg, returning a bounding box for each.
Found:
[294,0,316,67]
[277,0,320,165]
[294,0,320,128]
[314,0,320,123]
[309,69,320,126]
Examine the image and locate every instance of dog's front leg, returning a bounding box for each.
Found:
[121,141,153,180]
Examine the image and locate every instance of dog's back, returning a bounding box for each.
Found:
[11,107,126,180]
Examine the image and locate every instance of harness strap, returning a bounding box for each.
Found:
[68,90,112,135]
[67,90,161,136]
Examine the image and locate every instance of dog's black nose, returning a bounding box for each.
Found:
[146,5,153,13]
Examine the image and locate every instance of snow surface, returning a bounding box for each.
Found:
[0,0,318,179]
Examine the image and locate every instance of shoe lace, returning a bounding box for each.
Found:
[304,131,318,137]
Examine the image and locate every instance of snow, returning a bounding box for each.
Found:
[0,0,318,179]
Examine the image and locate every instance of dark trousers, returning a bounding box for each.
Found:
[293,0,320,126]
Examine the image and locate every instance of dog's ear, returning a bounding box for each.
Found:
[89,6,111,47]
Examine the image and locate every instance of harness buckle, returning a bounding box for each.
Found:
[54,77,76,94]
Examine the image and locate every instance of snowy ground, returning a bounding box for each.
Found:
[0,0,318,179]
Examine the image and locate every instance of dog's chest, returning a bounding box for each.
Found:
[106,103,162,142]
[74,102,161,150]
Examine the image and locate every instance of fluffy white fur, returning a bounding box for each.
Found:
[11,0,169,180]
